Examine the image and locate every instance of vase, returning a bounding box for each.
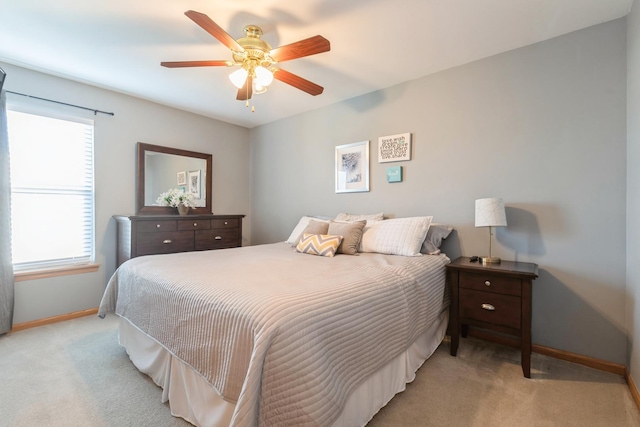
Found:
[177,204,189,216]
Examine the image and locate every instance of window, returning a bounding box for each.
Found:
[7,108,94,272]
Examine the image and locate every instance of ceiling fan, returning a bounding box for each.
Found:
[161,10,330,104]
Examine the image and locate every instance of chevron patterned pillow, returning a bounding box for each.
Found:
[295,233,343,257]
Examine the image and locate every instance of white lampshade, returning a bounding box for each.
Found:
[475,198,507,228]
[254,66,274,87]
[229,68,248,89]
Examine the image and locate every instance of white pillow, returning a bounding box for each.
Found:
[360,216,433,256]
[335,212,384,222]
[285,216,331,246]
[421,223,454,255]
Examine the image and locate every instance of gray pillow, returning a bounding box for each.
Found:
[327,220,366,255]
[301,219,330,237]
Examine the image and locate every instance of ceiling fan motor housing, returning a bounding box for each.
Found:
[233,25,274,68]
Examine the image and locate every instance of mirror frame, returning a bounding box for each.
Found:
[136,142,213,215]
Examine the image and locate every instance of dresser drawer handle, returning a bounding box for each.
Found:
[224,221,228,225]
[163,239,172,244]
[481,303,495,311]
[193,222,198,227]
[215,236,222,240]
[485,280,491,286]
[156,224,161,228]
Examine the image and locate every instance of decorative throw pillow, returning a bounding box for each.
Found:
[295,233,344,257]
[302,219,330,236]
[360,216,433,256]
[421,223,454,255]
[285,216,331,246]
[335,212,384,222]
[327,220,366,255]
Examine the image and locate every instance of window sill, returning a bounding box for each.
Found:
[14,263,100,282]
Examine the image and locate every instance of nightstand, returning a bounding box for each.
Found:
[447,256,538,378]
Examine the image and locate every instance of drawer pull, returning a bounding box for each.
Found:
[163,239,172,244]
[193,222,198,227]
[215,236,222,240]
[224,221,228,225]
[156,224,161,228]
[485,280,491,286]
[481,303,495,311]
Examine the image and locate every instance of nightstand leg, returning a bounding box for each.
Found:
[449,270,459,356]
[522,352,531,378]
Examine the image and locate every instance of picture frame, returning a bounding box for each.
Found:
[335,140,369,193]
[378,132,411,163]
[176,171,187,186]
[188,170,201,199]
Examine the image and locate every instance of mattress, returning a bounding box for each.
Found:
[99,242,450,426]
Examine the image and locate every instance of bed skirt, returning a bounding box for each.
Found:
[118,309,449,427]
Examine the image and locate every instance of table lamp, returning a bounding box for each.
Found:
[475,198,507,265]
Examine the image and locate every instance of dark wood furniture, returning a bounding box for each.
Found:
[447,256,538,378]
[114,214,244,267]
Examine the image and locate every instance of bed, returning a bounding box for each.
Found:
[98,215,452,427]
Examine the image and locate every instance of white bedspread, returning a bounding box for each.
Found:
[98,242,449,427]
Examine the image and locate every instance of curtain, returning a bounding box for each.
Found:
[0,89,14,334]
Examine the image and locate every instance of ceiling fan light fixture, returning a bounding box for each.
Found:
[254,66,274,87]
[229,68,248,89]
[254,84,267,95]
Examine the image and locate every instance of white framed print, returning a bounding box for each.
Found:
[335,140,369,193]
[188,170,201,199]
[378,132,411,163]
[176,171,187,186]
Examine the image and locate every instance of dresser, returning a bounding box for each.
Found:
[447,256,538,378]
[114,214,244,267]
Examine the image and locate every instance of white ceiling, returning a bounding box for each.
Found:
[0,0,632,128]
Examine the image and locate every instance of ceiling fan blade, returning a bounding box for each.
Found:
[185,10,244,53]
[269,35,330,63]
[273,69,324,96]
[161,60,231,68]
[236,75,253,101]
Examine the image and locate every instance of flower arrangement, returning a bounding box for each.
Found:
[155,188,196,208]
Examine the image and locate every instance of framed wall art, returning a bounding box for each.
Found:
[378,132,411,163]
[188,170,201,199]
[176,171,187,186]
[335,140,369,193]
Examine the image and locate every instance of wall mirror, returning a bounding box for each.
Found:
[136,142,212,215]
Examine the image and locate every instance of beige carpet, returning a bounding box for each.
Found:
[1,315,639,427]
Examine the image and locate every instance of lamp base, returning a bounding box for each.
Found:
[480,256,501,265]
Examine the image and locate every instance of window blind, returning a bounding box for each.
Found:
[7,110,94,271]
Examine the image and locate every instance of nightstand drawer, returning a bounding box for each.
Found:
[459,271,521,296]
[459,288,521,330]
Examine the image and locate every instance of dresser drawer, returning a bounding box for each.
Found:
[195,229,240,250]
[459,288,521,330]
[177,219,211,230]
[136,220,177,233]
[211,219,239,229]
[459,271,521,296]
[136,231,194,256]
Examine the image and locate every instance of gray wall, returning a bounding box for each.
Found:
[2,62,251,324]
[250,19,628,364]
[627,4,640,388]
